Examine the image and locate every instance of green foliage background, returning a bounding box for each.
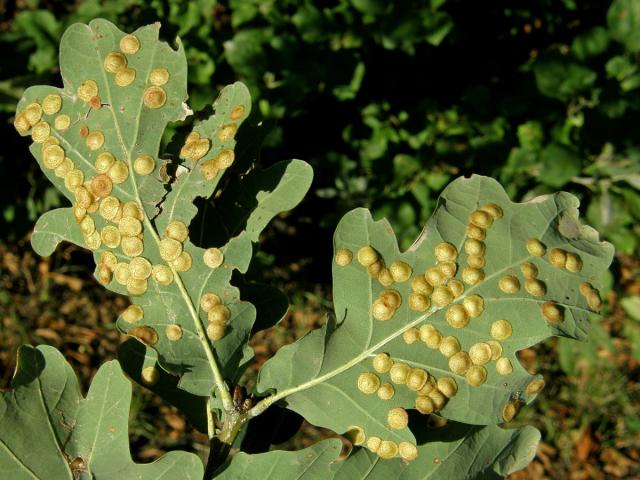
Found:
[1,0,639,476]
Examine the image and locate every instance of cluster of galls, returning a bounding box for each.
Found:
[200,292,231,341]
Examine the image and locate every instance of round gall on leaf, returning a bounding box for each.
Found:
[357,245,378,267]
[526,238,546,257]
[218,123,237,142]
[525,378,546,395]
[366,437,382,453]
[466,365,487,386]
[372,353,392,373]
[525,279,546,297]
[96,264,112,285]
[406,368,428,391]
[548,248,567,268]
[95,152,116,173]
[448,351,471,375]
[129,257,152,280]
[126,277,148,296]
[345,426,365,446]
[99,251,118,271]
[418,378,436,396]
[165,324,183,341]
[230,105,246,120]
[31,121,50,143]
[120,34,140,54]
[376,383,394,400]
[42,94,62,115]
[408,292,430,312]
[520,261,538,279]
[24,103,43,126]
[121,237,144,257]
[101,225,121,248]
[480,203,503,219]
[419,323,436,342]
[387,407,408,430]
[171,251,192,272]
[207,323,226,341]
[487,340,503,360]
[149,68,170,86]
[463,294,484,317]
[466,223,486,241]
[73,206,86,223]
[491,319,513,340]
[13,113,30,134]
[464,238,485,256]
[496,357,513,375]
[114,263,131,285]
[541,302,564,324]
[462,266,484,286]
[432,285,454,308]
[389,260,412,283]
[377,268,394,287]
[89,174,113,198]
[380,290,402,309]
[141,366,159,385]
[54,114,70,131]
[372,299,394,321]
[79,216,95,236]
[425,267,446,287]
[204,248,224,268]
[434,241,457,262]
[377,440,398,460]
[207,305,231,325]
[108,160,129,184]
[334,248,352,266]
[143,86,166,109]
[152,264,173,285]
[448,279,464,297]
[502,401,520,422]
[402,328,420,345]
[64,169,84,191]
[42,144,65,169]
[469,209,493,228]
[159,238,182,262]
[565,252,583,272]
[85,131,104,150]
[367,260,383,277]
[119,217,142,237]
[424,329,442,349]
[469,342,492,365]
[104,52,127,73]
[77,80,98,102]
[415,395,435,414]
[439,335,461,358]
[115,67,136,87]
[190,139,211,161]
[499,275,520,293]
[398,442,418,462]
[99,196,120,221]
[445,304,469,329]
[467,255,485,270]
[165,220,189,242]
[133,154,154,175]
[438,261,457,278]
[411,275,433,295]
[122,202,143,220]
[389,362,410,384]
[427,389,447,411]
[437,377,458,398]
[129,326,157,345]
[357,372,380,394]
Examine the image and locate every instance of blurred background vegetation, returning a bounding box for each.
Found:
[1,0,639,478]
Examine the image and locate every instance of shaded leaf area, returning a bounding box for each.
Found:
[216,422,539,479]
[17,19,312,404]
[0,345,202,480]
[257,175,614,457]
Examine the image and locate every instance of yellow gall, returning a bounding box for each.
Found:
[126,277,148,296]
[357,245,378,267]
[439,336,461,358]
[418,323,436,342]
[121,236,144,257]
[448,279,464,297]
[549,248,567,268]
[104,52,127,73]
[467,255,485,269]
[99,196,120,221]
[141,366,159,385]
[230,104,246,120]
[89,174,113,198]
[415,395,435,414]
[190,139,211,161]
[432,285,454,308]
[204,248,225,269]
[152,265,173,285]
[42,144,65,169]
[464,238,486,256]
[377,440,398,460]
[357,372,380,394]
[96,264,112,285]
[372,353,393,373]
[172,251,193,272]
[587,290,602,312]
[95,152,116,173]
[77,80,98,102]
[42,94,62,115]
[387,407,409,430]
[411,275,433,294]
[520,262,538,279]
[85,131,105,151]
[377,268,393,286]
[448,351,471,375]
[133,154,154,175]
[525,378,546,395]
[129,326,158,346]
[207,304,230,325]
[487,340,503,360]
[334,248,352,266]
[89,95,101,109]
[565,252,583,272]
[79,216,95,236]
[108,160,129,183]
[389,362,410,384]
[438,261,457,278]
[73,205,86,223]
[129,257,152,280]
[434,241,458,262]
[165,220,189,242]
[469,342,492,365]
[469,209,493,228]
[406,368,429,391]
[13,113,30,133]
[366,436,382,453]
[402,328,420,345]
[437,377,458,398]
[398,442,418,462]
[425,267,446,287]
[502,401,520,422]
[367,260,383,277]
[380,290,402,309]
[466,223,486,240]
[114,263,131,285]
[427,389,447,410]
[143,86,167,109]
[120,34,140,54]
[149,68,170,86]
[372,299,394,321]
[445,304,469,329]
[389,260,412,283]
[491,319,513,340]
[408,292,430,312]
[207,323,226,341]
[377,383,395,400]
[122,202,143,220]
[466,365,487,387]
[462,266,484,286]
[345,426,365,446]
[218,123,237,142]
[499,275,520,293]
[24,102,43,125]
[115,67,136,87]
[40,136,59,150]
[525,279,546,297]
[119,216,142,237]
[99,251,118,271]
[165,324,183,341]
[424,329,442,349]
[31,121,50,143]
[526,238,546,257]
[418,378,436,396]
[480,203,503,219]
[101,225,121,248]
[54,114,71,131]
[541,302,564,324]
[64,169,84,191]
[159,237,182,262]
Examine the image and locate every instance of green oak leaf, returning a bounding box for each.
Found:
[256,175,614,459]
[215,422,538,479]
[0,345,202,480]
[17,19,312,401]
